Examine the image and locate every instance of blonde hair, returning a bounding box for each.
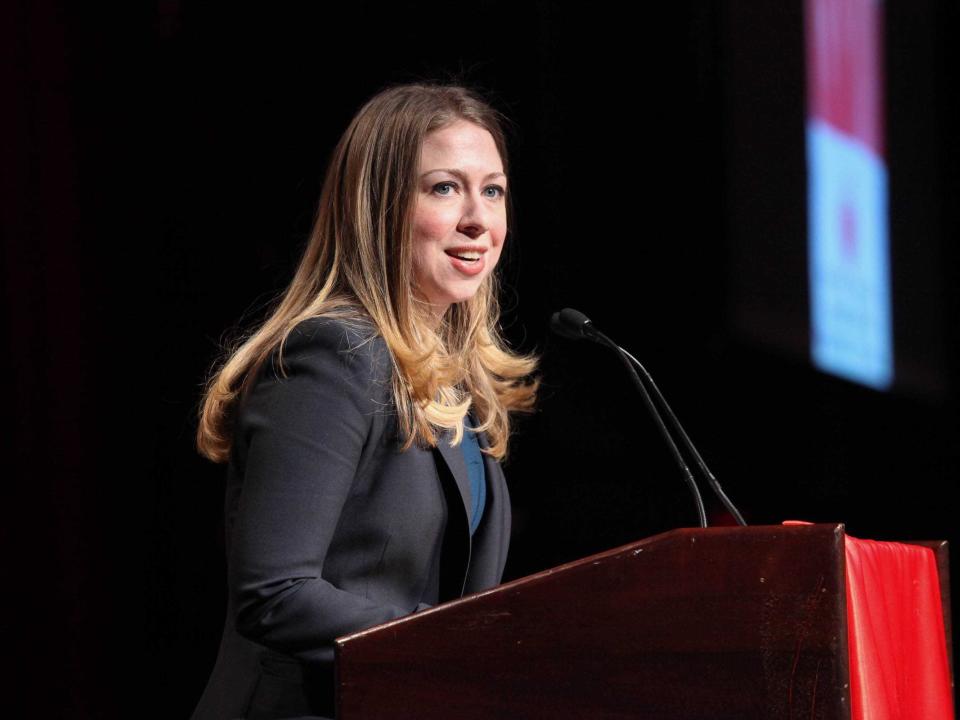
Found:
[196,81,539,464]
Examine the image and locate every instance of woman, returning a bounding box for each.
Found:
[190,82,540,719]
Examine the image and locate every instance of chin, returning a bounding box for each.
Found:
[449,289,483,306]
[439,283,484,306]
[419,278,487,312]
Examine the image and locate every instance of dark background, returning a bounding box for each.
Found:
[4,1,958,716]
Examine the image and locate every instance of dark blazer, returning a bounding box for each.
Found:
[190,316,512,720]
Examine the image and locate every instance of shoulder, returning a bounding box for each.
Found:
[284,314,381,355]
[231,315,395,452]
[272,314,392,391]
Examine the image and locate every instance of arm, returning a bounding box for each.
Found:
[228,317,414,663]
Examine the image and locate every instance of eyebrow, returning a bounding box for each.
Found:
[422,168,506,182]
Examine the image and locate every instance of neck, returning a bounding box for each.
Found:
[414,298,449,333]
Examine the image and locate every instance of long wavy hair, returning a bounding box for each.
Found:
[196,81,540,464]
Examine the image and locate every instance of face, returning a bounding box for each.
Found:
[411,119,507,320]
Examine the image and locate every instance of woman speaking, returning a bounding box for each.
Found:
[190,82,540,719]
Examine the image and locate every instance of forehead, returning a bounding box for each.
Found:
[420,120,503,170]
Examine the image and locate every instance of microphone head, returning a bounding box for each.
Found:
[549,308,596,340]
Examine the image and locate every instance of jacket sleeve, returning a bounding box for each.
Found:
[228,317,414,663]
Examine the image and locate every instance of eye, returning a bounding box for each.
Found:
[431,181,506,199]
[432,181,457,196]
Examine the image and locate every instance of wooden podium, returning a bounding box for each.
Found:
[334,524,953,719]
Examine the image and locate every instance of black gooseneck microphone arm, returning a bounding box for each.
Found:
[551,309,708,528]
[616,345,747,526]
[550,307,748,527]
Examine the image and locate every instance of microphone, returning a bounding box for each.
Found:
[548,308,595,340]
[549,308,747,527]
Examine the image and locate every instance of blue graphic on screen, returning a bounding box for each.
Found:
[807,118,892,390]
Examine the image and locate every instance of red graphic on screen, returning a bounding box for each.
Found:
[806,0,885,157]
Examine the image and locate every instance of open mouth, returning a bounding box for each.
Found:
[445,250,482,262]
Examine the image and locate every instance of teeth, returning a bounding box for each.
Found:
[455,252,481,260]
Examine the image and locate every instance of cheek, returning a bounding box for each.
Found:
[410,243,434,286]
[410,222,439,277]
[488,244,504,272]
[490,223,508,263]
[412,205,456,243]
[492,212,508,246]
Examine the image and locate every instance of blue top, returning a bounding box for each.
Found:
[461,413,487,536]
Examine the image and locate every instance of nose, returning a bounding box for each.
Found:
[456,190,491,240]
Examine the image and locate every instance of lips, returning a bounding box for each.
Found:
[444,246,487,261]
[445,247,487,276]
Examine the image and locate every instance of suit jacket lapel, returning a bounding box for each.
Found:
[463,423,509,593]
[434,418,510,596]
[434,428,473,529]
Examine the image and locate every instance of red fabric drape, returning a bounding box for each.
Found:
[845,534,954,720]
[784,521,954,719]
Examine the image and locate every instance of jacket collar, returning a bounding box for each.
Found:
[434,415,508,597]
[435,414,496,520]
[434,419,480,525]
